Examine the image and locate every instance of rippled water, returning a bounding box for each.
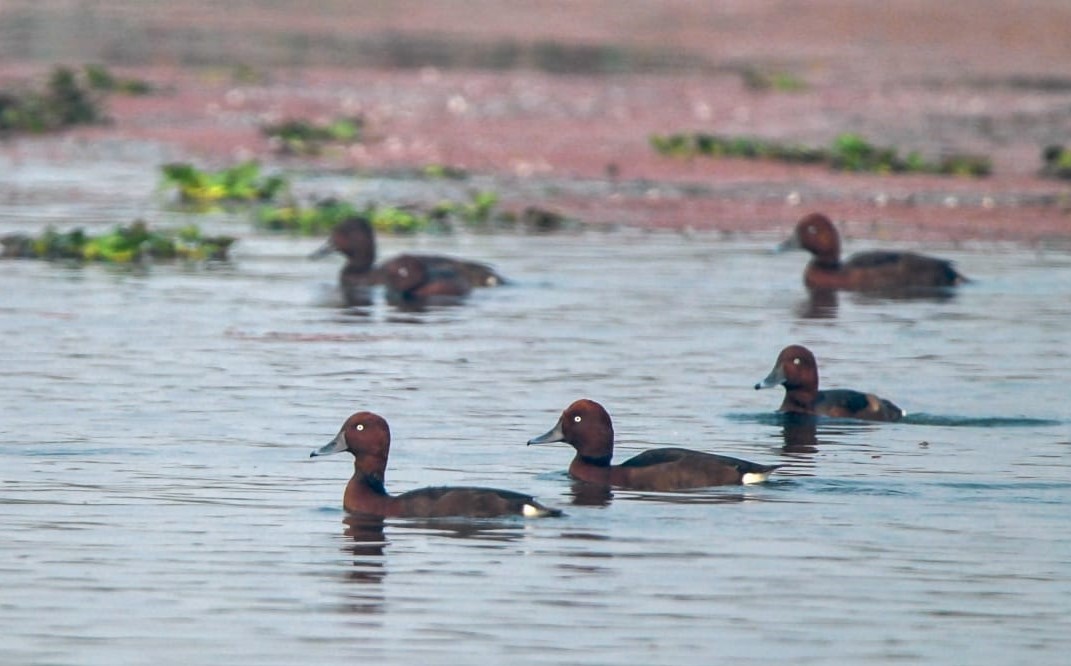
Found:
[2,162,1071,665]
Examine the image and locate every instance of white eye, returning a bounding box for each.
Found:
[807,226,816,235]
[793,358,801,365]
[399,267,409,277]
[573,415,582,423]
[356,424,364,431]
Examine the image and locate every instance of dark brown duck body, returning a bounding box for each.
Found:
[785,213,967,291]
[755,344,905,422]
[527,399,781,490]
[312,411,560,518]
[381,254,472,305]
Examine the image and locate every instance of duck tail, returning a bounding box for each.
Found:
[522,501,564,518]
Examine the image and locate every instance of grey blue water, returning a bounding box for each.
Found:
[2,158,1070,665]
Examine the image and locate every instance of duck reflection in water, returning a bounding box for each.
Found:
[796,288,839,320]
[778,413,820,455]
[339,515,388,614]
[796,285,957,321]
[569,479,614,507]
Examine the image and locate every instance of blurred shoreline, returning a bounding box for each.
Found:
[1,1,1069,242]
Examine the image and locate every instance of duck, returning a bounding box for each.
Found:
[527,399,781,490]
[311,411,561,518]
[381,254,471,305]
[781,212,967,291]
[755,344,905,422]
[311,215,505,304]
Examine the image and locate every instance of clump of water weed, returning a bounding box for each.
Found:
[82,64,155,95]
[422,164,470,180]
[0,66,108,134]
[256,192,575,235]
[650,131,991,177]
[1,221,235,263]
[738,66,808,92]
[160,161,289,206]
[261,116,365,156]
[1041,145,1071,179]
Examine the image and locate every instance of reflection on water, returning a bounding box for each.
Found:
[340,516,388,613]
[2,177,1071,664]
[568,479,614,507]
[796,288,840,319]
[779,414,820,454]
[797,286,961,320]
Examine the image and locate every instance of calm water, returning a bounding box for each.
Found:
[2,159,1071,665]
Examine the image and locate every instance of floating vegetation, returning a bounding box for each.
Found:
[827,134,991,176]
[256,199,427,235]
[422,164,470,180]
[82,64,155,95]
[0,66,107,134]
[1041,145,1071,179]
[160,161,289,205]
[429,190,500,228]
[517,206,570,233]
[1,221,235,263]
[650,132,991,177]
[261,116,364,155]
[651,133,825,163]
[256,192,575,236]
[739,66,808,92]
[256,199,364,235]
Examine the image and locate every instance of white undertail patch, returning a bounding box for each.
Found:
[742,472,771,485]
[522,503,545,517]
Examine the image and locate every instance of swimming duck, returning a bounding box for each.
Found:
[755,344,905,422]
[381,254,472,305]
[312,216,505,304]
[527,399,781,490]
[312,411,561,518]
[782,212,967,291]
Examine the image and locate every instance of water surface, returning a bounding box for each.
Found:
[2,163,1070,665]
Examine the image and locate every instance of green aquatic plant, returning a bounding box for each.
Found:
[261,116,364,155]
[0,65,108,134]
[1041,145,1071,179]
[649,133,693,158]
[828,133,991,176]
[256,190,507,236]
[367,205,428,234]
[650,131,990,177]
[255,199,361,235]
[256,199,432,235]
[422,164,470,180]
[934,154,993,178]
[1,221,235,263]
[739,67,808,92]
[827,133,901,173]
[82,64,155,95]
[430,190,500,228]
[160,161,289,205]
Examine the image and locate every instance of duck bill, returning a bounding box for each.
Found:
[754,365,786,390]
[775,234,801,253]
[308,239,336,260]
[310,430,347,457]
[527,417,565,446]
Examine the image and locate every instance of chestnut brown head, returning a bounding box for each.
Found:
[311,216,377,271]
[791,213,841,262]
[311,411,391,478]
[527,399,615,460]
[755,345,820,393]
